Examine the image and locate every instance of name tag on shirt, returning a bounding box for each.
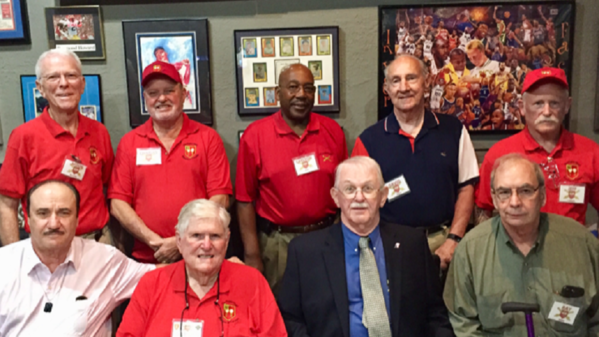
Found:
[385,175,410,202]
[136,148,162,166]
[61,159,87,181]
[548,301,580,325]
[293,154,319,176]
[559,184,585,204]
[172,319,203,337]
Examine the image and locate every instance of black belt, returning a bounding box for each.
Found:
[424,221,451,236]
[257,214,337,235]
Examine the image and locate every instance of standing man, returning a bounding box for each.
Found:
[236,63,347,291]
[352,54,479,269]
[278,157,453,337]
[109,61,232,264]
[476,67,599,225]
[0,49,114,246]
[445,154,599,336]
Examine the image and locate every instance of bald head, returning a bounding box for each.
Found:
[385,54,429,80]
[278,63,313,85]
[490,154,545,191]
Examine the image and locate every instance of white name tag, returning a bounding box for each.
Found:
[559,184,585,204]
[293,154,319,176]
[171,319,203,337]
[548,301,580,325]
[136,148,162,166]
[61,159,87,181]
[385,175,410,201]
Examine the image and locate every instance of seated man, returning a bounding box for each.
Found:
[0,180,155,336]
[278,156,453,337]
[117,199,287,337]
[445,153,599,336]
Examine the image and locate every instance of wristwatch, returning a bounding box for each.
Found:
[447,233,462,243]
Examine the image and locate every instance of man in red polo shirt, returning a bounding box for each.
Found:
[477,67,599,224]
[236,63,347,291]
[0,49,114,245]
[109,61,232,264]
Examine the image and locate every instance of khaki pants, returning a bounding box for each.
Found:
[79,225,112,245]
[259,230,302,294]
[427,226,450,254]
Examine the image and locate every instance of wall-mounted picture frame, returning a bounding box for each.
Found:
[379,2,575,133]
[234,26,340,116]
[0,0,30,45]
[20,74,103,123]
[122,19,213,127]
[44,6,105,60]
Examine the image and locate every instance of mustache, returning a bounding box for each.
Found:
[535,116,560,125]
[350,202,369,208]
[43,229,64,236]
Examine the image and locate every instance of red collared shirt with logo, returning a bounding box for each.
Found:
[235,111,347,227]
[476,127,599,224]
[116,260,287,337]
[0,109,113,234]
[108,114,232,262]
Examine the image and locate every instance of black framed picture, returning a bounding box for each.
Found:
[44,6,105,60]
[0,0,30,45]
[378,2,575,133]
[234,26,340,116]
[122,19,213,127]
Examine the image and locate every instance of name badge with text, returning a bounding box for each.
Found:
[293,154,319,176]
[385,175,410,202]
[61,159,87,181]
[171,319,203,337]
[548,301,580,325]
[559,184,585,204]
[136,148,162,166]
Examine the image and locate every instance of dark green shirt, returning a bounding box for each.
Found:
[444,213,599,336]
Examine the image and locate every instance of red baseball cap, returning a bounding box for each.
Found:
[141,61,182,87]
[521,67,568,94]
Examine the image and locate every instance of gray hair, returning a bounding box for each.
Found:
[334,156,385,189]
[490,153,545,190]
[384,53,429,79]
[35,49,82,79]
[175,199,231,237]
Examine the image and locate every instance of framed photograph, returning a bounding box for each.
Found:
[234,27,340,115]
[44,6,105,60]
[262,37,275,57]
[318,85,332,104]
[0,0,30,45]
[298,36,312,56]
[253,62,267,82]
[378,2,575,133]
[122,19,212,127]
[243,38,257,58]
[20,74,103,123]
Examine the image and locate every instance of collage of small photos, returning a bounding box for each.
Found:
[241,34,334,109]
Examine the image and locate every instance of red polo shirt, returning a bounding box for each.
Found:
[108,114,232,262]
[476,127,599,224]
[0,109,113,234]
[117,260,287,337]
[235,111,347,226]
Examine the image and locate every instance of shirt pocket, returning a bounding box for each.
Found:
[57,299,89,335]
[544,293,587,335]
[476,292,514,331]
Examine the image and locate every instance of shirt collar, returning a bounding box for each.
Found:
[384,110,439,134]
[341,222,382,248]
[173,260,232,299]
[522,126,573,152]
[495,213,549,251]
[23,238,79,275]
[135,113,199,141]
[40,107,91,140]
[273,110,320,136]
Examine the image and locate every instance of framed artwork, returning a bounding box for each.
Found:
[44,6,105,60]
[242,38,257,58]
[318,85,332,104]
[20,74,103,123]
[378,2,575,133]
[122,19,212,127]
[234,26,340,115]
[0,0,30,45]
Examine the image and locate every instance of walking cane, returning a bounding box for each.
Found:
[501,302,540,337]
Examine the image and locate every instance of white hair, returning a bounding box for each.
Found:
[35,49,82,79]
[175,199,230,237]
[384,53,429,79]
[334,156,385,188]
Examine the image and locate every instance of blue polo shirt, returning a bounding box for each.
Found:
[352,111,479,228]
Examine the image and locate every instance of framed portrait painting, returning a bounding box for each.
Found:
[44,6,105,60]
[0,0,30,45]
[122,19,212,127]
[379,2,575,133]
[234,26,340,116]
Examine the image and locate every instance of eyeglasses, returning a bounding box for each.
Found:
[285,84,316,95]
[540,157,559,189]
[42,73,82,83]
[337,185,381,198]
[492,185,542,202]
[144,87,179,99]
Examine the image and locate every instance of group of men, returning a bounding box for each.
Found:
[0,46,598,336]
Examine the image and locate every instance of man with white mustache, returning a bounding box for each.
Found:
[352,54,479,271]
[109,61,232,264]
[477,67,599,226]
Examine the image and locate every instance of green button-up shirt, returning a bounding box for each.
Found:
[444,213,599,336]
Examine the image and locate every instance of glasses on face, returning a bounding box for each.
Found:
[42,72,82,83]
[492,185,542,202]
[540,158,559,189]
[144,87,179,99]
[337,185,380,198]
[285,84,316,95]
